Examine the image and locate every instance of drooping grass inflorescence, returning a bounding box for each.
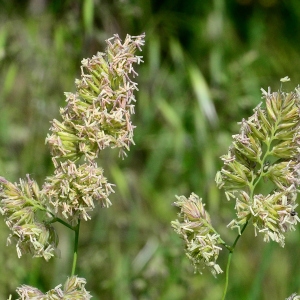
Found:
[171,193,224,277]
[0,33,145,299]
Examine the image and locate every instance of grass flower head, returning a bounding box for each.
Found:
[0,176,58,260]
[46,33,145,162]
[216,86,300,246]
[172,193,223,276]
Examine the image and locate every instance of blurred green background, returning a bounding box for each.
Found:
[0,0,300,299]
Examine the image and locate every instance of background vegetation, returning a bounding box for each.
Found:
[0,0,300,299]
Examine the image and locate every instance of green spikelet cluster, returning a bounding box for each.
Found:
[0,33,145,259]
[216,86,300,246]
[46,33,145,162]
[171,193,223,276]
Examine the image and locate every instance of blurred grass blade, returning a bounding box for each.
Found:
[157,97,182,131]
[169,37,185,67]
[0,63,17,99]
[83,0,94,35]
[148,35,161,75]
[143,131,171,183]
[0,26,7,61]
[188,62,218,126]
[248,242,274,300]
[132,237,159,275]
[110,163,130,200]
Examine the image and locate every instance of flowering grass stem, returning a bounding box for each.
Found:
[0,33,145,298]
[222,221,248,300]
[48,216,76,231]
[71,219,81,276]
[217,86,300,298]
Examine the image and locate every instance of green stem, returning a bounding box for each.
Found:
[71,219,81,276]
[251,118,280,195]
[47,215,80,275]
[222,221,248,300]
[48,216,76,231]
[222,250,233,300]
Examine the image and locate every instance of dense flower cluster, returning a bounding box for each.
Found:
[0,176,57,261]
[0,33,145,299]
[0,33,145,261]
[216,86,300,246]
[46,33,145,162]
[42,160,114,224]
[42,33,145,225]
[171,193,223,276]
[15,276,91,299]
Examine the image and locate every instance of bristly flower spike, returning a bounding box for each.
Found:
[46,33,145,162]
[216,82,300,246]
[171,193,223,277]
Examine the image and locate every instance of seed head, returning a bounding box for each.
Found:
[16,276,92,299]
[172,193,223,276]
[0,176,58,260]
[46,33,145,162]
[217,87,300,245]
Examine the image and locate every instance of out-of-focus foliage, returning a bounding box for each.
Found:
[0,0,300,299]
